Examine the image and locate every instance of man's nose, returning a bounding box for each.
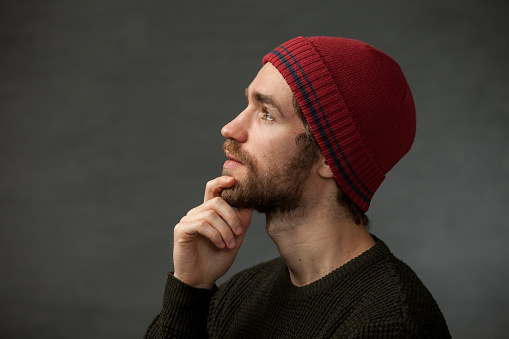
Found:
[221,110,249,142]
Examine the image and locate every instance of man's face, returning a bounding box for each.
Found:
[220,63,319,215]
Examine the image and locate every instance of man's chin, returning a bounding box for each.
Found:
[219,185,256,209]
[219,187,241,206]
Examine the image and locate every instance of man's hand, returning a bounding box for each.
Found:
[173,176,252,289]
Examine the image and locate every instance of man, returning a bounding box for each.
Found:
[145,36,450,338]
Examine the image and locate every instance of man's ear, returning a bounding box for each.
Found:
[317,156,334,179]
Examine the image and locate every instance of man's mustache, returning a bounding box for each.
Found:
[222,139,254,169]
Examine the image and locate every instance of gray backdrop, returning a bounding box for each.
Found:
[1,0,508,338]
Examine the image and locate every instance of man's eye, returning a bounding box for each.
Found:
[262,110,275,121]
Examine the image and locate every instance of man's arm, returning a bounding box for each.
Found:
[145,176,252,338]
[173,176,252,288]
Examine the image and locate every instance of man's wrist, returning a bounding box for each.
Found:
[173,272,214,290]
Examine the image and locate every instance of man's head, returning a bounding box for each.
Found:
[221,36,416,221]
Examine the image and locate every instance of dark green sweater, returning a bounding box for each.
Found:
[145,238,450,338]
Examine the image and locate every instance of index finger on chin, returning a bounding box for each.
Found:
[204,176,236,202]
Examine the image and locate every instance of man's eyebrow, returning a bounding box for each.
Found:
[245,88,286,118]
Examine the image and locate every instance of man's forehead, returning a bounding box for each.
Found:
[246,63,294,106]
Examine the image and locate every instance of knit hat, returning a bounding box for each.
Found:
[263,36,416,212]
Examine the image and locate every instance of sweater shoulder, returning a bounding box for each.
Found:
[340,242,450,337]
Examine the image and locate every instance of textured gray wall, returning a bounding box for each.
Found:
[1,0,508,338]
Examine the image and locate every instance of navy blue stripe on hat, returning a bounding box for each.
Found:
[279,45,374,198]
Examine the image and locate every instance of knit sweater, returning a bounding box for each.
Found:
[145,238,450,338]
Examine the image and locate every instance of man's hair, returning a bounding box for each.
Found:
[294,97,370,227]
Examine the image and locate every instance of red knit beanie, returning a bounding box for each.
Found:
[263,36,416,212]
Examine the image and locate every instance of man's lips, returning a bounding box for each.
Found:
[224,150,244,168]
[225,150,243,164]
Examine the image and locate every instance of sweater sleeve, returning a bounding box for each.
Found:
[144,273,217,339]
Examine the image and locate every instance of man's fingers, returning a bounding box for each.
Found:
[176,176,250,250]
[179,208,239,249]
[234,208,252,235]
[204,176,236,202]
[187,197,243,232]
[199,210,238,249]
[175,220,226,249]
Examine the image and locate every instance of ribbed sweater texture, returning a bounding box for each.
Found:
[145,237,450,338]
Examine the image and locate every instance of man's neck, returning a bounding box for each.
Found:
[266,204,375,287]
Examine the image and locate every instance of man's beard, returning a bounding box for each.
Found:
[220,135,320,216]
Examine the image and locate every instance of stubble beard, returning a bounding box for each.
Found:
[220,136,319,217]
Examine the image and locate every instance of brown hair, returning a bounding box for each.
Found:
[294,97,370,227]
